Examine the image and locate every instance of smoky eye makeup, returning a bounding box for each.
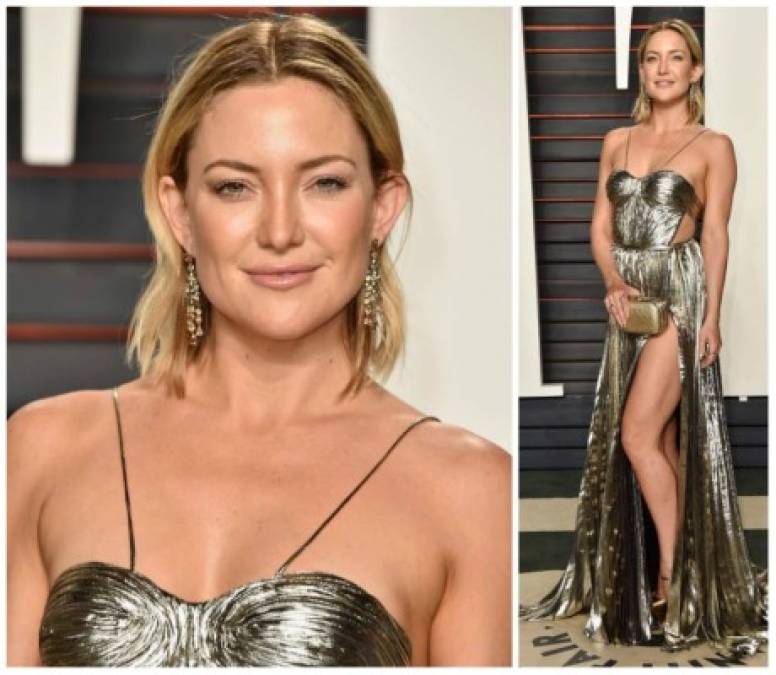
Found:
[210,179,251,199]
[311,175,350,193]
[206,175,351,201]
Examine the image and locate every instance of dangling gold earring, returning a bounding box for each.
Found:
[183,253,204,348]
[362,239,382,329]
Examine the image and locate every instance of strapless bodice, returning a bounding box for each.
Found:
[39,560,411,666]
[606,169,701,249]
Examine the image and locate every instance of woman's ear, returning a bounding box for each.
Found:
[371,173,409,244]
[158,175,195,255]
[691,62,704,85]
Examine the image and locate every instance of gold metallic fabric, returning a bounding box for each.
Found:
[624,296,668,335]
[39,562,411,666]
[38,388,439,666]
[520,166,768,656]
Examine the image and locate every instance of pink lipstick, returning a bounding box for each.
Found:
[243,264,320,290]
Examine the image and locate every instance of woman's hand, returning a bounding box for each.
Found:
[699,319,722,368]
[604,282,641,328]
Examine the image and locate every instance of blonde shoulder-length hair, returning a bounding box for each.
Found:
[631,18,705,124]
[128,15,408,397]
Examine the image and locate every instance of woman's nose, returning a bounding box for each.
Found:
[256,186,305,251]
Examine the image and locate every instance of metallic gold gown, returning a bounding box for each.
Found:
[520,134,768,656]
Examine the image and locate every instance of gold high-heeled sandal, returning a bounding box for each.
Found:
[651,575,671,627]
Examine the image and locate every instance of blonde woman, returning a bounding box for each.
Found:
[8,16,511,666]
[521,18,766,655]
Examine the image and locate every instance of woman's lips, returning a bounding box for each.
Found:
[243,265,320,290]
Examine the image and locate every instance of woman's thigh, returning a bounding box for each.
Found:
[621,318,682,452]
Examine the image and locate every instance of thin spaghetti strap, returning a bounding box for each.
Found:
[275,415,440,575]
[659,127,708,168]
[111,387,136,571]
[623,127,632,171]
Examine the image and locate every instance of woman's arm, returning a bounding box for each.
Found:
[426,438,511,665]
[590,129,623,288]
[698,132,736,368]
[7,403,54,665]
[590,128,640,326]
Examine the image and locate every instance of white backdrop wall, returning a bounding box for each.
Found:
[369,8,512,450]
[516,11,563,398]
[705,8,767,396]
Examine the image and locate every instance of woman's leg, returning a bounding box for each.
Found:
[620,319,682,602]
[661,412,680,511]
[658,413,680,602]
[661,413,679,479]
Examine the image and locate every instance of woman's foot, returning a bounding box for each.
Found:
[657,570,672,599]
[651,572,672,631]
[651,596,667,628]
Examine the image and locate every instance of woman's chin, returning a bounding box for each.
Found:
[254,325,330,343]
[219,314,344,344]
[649,91,689,105]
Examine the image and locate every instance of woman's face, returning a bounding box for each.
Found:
[160,76,406,343]
[639,29,703,104]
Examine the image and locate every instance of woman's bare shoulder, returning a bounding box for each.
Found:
[700,127,735,154]
[603,124,632,147]
[368,385,510,482]
[597,125,633,169]
[699,125,730,140]
[410,419,511,492]
[374,397,511,519]
[401,419,511,575]
[8,388,126,484]
[8,377,162,436]
[694,127,736,181]
[605,124,633,139]
[8,388,113,440]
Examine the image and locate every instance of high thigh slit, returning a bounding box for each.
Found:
[520,127,767,655]
[621,314,681,605]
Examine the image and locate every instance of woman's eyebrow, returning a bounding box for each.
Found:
[299,154,357,170]
[645,48,686,55]
[203,155,356,174]
[203,159,258,174]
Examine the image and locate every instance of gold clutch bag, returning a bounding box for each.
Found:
[623,296,669,335]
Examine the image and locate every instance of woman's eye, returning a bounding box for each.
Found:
[313,176,348,193]
[214,181,248,198]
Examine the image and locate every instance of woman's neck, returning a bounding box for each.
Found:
[642,100,696,135]
[182,311,365,428]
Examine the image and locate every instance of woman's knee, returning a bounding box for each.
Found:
[621,413,658,461]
